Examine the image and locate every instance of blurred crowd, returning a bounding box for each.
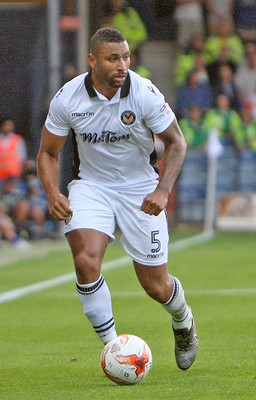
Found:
[173,1,256,152]
[0,118,61,250]
[1,0,256,248]
[101,0,256,152]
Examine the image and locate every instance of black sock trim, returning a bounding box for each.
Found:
[165,276,179,305]
[93,318,115,334]
[76,275,104,295]
[172,310,189,323]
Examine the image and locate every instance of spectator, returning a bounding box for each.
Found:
[0,161,51,241]
[102,0,148,57]
[193,54,210,84]
[205,18,244,67]
[179,105,209,149]
[203,93,243,146]
[0,118,27,184]
[176,70,214,118]
[213,62,241,111]
[174,0,206,49]
[238,102,256,152]
[0,176,30,236]
[205,19,244,85]
[22,159,57,239]
[232,0,256,43]
[234,42,256,104]
[206,0,233,35]
[174,32,209,87]
[0,200,31,250]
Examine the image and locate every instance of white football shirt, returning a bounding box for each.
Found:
[45,69,175,193]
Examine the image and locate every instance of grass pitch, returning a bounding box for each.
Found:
[0,232,255,400]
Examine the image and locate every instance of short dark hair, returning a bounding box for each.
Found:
[90,28,126,53]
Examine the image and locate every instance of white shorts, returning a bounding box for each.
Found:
[64,180,169,266]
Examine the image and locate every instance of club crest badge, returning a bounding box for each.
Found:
[121,110,136,125]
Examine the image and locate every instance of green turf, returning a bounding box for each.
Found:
[0,232,255,399]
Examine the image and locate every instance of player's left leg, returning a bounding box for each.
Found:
[133,261,198,370]
[116,191,198,369]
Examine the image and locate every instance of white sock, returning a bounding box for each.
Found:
[162,275,192,330]
[76,275,117,344]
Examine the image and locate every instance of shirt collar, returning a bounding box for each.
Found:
[84,69,131,99]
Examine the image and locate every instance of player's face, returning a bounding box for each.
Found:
[89,41,130,90]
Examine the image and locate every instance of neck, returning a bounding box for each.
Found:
[91,71,118,100]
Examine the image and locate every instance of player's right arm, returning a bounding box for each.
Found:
[37,126,72,221]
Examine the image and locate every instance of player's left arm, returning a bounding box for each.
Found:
[140,118,187,216]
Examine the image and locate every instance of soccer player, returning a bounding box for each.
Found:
[37,28,198,370]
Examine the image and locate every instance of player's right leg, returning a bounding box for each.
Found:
[63,181,118,344]
[66,228,118,344]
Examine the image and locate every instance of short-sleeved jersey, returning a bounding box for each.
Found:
[45,69,175,193]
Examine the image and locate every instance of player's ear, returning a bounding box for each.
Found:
[88,53,96,68]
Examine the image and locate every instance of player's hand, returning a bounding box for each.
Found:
[48,192,72,221]
[140,187,169,216]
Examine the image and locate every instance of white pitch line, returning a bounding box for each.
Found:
[171,230,214,251]
[0,231,214,304]
[0,256,130,304]
[111,287,256,298]
[189,288,256,296]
